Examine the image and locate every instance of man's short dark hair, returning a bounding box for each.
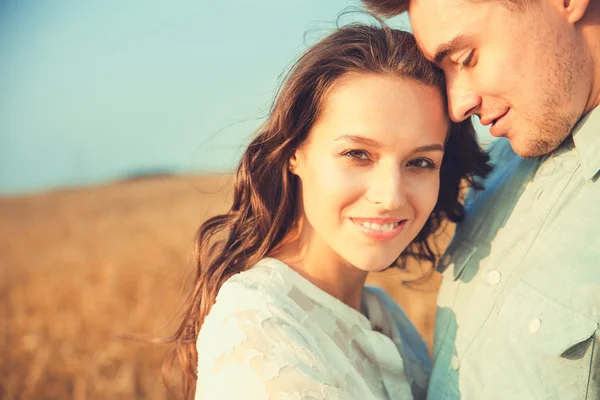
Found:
[361,0,409,18]
[362,0,532,17]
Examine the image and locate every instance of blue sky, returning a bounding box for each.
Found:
[0,1,490,195]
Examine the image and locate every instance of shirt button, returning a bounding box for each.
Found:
[487,270,502,285]
[451,356,460,370]
[529,318,542,334]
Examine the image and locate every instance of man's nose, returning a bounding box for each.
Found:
[366,168,407,211]
[447,78,481,122]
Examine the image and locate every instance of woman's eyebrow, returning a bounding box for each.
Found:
[335,136,444,153]
[334,135,381,147]
[413,144,444,152]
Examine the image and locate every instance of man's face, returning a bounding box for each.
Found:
[409,0,591,157]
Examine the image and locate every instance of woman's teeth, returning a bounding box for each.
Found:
[359,221,399,231]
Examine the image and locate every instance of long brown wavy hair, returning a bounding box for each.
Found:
[165,21,492,398]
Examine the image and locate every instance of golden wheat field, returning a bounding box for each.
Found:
[0,174,445,400]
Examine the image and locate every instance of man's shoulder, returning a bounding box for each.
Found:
[437,138,539,272]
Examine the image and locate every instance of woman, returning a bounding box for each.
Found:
[167,23,491,399]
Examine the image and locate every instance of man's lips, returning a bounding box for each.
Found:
[480,109,509,127]
[481,109,510,137]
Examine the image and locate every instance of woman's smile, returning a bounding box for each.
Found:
[350,217,408,241]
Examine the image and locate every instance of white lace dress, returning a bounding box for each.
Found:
[195,258,419,400]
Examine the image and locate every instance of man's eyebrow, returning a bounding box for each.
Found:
[335,135,381,147]
[434,34,470,64]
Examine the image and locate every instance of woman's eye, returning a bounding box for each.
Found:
[343,150,369,160]
[407,157,437,169]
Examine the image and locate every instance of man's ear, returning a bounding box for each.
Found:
[563,0,590,24]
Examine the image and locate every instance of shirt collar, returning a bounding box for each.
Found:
[573,106,600,181]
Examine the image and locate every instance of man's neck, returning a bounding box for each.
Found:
[581,0,600,116]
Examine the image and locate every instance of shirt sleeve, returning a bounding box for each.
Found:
[195,296,354,400]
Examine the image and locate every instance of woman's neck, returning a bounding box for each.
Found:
[270,219,368,312]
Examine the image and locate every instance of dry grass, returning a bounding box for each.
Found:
[0,174,446,400]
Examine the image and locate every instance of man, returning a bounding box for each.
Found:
[363,0,600,399]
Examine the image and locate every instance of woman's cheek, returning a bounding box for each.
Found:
[408,172,440,217]
[423,175,441,215]
[304,159,364,219]
[315,158,361,192]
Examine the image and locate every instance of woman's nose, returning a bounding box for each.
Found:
[365,167,407,211]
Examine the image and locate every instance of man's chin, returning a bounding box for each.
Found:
[508,135,562,158]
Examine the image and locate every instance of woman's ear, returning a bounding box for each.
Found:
[289,149,302,176]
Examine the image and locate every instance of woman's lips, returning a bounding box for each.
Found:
[350,218,408,241]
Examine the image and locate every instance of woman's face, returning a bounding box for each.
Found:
[290,73,448,272]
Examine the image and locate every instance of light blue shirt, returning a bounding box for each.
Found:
[429,107,600,399]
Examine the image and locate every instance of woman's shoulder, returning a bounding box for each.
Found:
[203,258,298,323]
[198,258,316,348]
[196,259,329,389]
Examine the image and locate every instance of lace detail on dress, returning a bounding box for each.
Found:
[197,289,354,399]
[195,258,414,400]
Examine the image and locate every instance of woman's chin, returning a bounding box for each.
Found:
[343,252,403,274]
